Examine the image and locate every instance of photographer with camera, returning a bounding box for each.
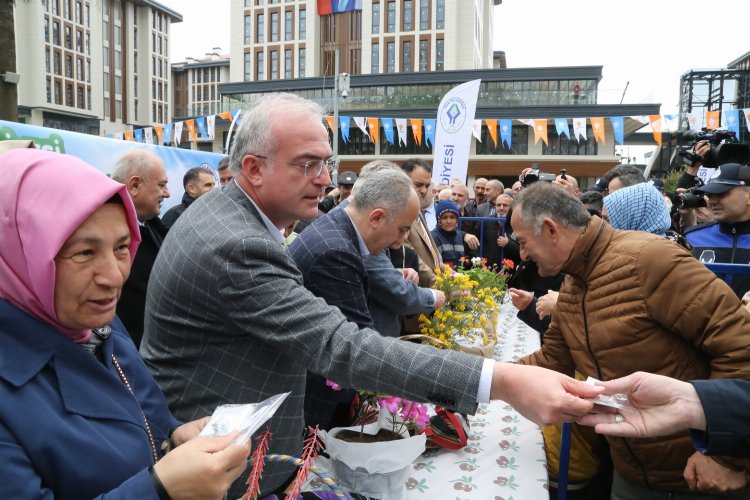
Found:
[684,162,750,298]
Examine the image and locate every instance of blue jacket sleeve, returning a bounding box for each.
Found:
[689,379,750,458]
[365,251,435,315]
[0,420,159,500]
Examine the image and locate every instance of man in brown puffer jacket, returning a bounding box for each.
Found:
[512,182,750,499]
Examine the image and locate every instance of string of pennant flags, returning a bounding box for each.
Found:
[103,110,239,146]
[105,108,750,149]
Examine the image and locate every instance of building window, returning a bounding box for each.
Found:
[419,39,428,71]
[386,41,395,73]
[64,0,70,19]
[115,74,121,94]
[66,83,73,106]
[386,1,395,32]
[113,25,121,46]
[244,15,252,44]
[45,79,52,103]
[436,0,445,29]
[54,51,61,75]
[87,88,91,110]
[420,0,429,30]
[372,3,380,34]
[256,51,264,80]
[103,20,109,42]
[244,52,252,81]
[54,80,62,104]
[403,0,413,31]
[371,42,379,73]
[77,86,84,109]
[298,47,305,76]
[44,18,50,42]
[65,54,73,77]
[53,21,60,45]
[85,4,89,26]
[299,9,306,38]
[85,33,90,54]
[45,48,51,72]
[285,11,292,40]
[402,41,412,72]
[86,60,90,82]
[76,30,82,51]
[76,57,83,79]
[64,26,72,49]
[114,50,121,71]
[257,13,265,43]
[285,48,292,78]
[271,12,279,42]
[270,50,278,79]
[75,2,81,23]
[436,38,444,70]
[115,99,121,119]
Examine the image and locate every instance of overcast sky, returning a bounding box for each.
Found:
[163,0,749,113]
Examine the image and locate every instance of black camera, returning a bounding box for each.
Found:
[682,128,750,168]
[520,169,556,187]
[674,186,707,209]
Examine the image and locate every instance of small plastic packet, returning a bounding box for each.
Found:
[199,392,290,446]
[585,377,631,411]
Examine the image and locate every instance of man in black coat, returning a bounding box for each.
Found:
[162,166,216,229]
[110,149,170,347]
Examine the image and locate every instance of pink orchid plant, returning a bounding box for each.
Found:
[326,381,430,437]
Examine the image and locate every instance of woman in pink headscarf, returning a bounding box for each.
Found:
[0,149,249,499]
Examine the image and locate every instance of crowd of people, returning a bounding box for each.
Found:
[1,91,749,499]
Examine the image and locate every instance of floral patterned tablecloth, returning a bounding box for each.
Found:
[403,301,548,499]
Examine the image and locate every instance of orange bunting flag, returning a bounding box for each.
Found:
[185,119,197,144]
[324,115,335,131]
[123,130,134,141]
[649,115,663,147]
[485,119,498,147]
[218,111,233,121]
[591,117,606,144]
[532,119,548,145]
[410,118,423,146]
[153,125,163,145]
[366,117,379,143]
[705,111,720,130]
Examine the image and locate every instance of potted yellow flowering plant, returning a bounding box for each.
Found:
[413,257,514,358]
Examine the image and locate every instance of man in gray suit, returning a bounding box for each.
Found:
[140,93,603,497]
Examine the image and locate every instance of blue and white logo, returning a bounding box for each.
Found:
[439,97,467,134]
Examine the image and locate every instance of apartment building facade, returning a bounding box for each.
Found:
[172,50,232,120]
[229,0,499,84]
[13,0,181,136]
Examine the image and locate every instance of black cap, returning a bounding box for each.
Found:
[338,171,358,185]
[588,177,608,192]
[696,163,750,194]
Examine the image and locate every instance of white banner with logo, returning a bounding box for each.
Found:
[432,79,481,185]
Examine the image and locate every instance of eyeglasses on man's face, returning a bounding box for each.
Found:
[251,153,335,178]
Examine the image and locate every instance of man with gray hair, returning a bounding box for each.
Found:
[512,182,750,498]
[289,168,420,430]
[140,93,603,497]
[110,149,170,347]
[339,159,446,339]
